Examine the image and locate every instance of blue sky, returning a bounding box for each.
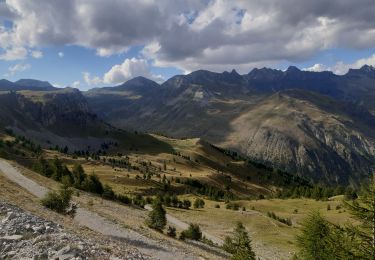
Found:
[0,45,182,89]
[1,0,375,90]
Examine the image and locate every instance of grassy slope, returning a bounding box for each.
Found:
[166,195,351,259]
[0,130,355,259]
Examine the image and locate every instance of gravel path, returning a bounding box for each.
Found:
[0,159,199,260]
[0,160,48,198]
[145,205,224,246]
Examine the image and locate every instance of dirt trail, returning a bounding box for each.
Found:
[0,159,198,260]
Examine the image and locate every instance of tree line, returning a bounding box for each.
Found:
[32,157,147,207]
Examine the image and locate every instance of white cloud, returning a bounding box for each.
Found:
[331,54,375,75]
[1,0,375,72]
[96,47,129,57]
[58,52,64,58]
[52,83,62,88]
[83,72,102,86]
[303,63,328,72]
[103,58,163,85]
[31,50,43,59]
[0,47,28,60]
[5,63,31,76]
[302,54,375,75]
[71,81,80,88]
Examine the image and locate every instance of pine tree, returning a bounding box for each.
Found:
[296,212,336,259]
[72,164,86,188]
[296,212,358,259]
[146,200,167,231]
[344,175,375,259]
[223,222,256,260]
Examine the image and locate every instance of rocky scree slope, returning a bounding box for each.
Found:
[0,200,147,259]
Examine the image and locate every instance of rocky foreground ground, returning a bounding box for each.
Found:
[0,200,149,259]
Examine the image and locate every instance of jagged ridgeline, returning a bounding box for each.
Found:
[86,66,375,184]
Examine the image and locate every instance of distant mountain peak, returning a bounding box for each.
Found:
[286,66,301,73]
[247,67,283,80]
[359,64,375,72]
[97,76,160,93]
[0,78,56,91]
[15,79,54,88]
[0,79,14,85]
[124,76,158,85]
[346,64,375,76]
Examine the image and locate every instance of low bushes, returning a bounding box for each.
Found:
[180,224,202,241]
[41,186,74,215]
[267,211,292,226]
[193,198,205,209]
[226,202,240,210]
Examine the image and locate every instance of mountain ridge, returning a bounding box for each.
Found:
[0,79,56,91]
[84,64,375,184]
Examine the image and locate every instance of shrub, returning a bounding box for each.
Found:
[133,195,145,208]
[102,184,115,200]
[226,202,240,211]
[344,188,358,201]
[167,226,176,237]
[116,194,131,204]
[182,199,191,209]
[193,198,205,209]
[146,201,167,231]
[180,224,202,241]
[41,186,73,214]
[145,197,153,204]
[82,174,104,194]
[215,204,220,208]
[267,211,292,226]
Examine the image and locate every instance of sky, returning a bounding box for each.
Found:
[1,0,375,90]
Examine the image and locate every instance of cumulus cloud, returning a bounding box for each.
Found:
[330,54,375,75]
[71,81,80,88]
[1,0,375,71]
[83,72,102,86]
[103,58,163,84]
[0,46,27,60]
[80,58,164,86]
[5,63,31,76]
[302,53,375,75]
[303,63,328,72]
[31,50,43,58]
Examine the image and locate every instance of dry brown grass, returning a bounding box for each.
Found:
[1,162,227,259]
[165,195,353,259]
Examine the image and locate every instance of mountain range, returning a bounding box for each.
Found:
[85,65,375,184]
[1,65,375,185]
